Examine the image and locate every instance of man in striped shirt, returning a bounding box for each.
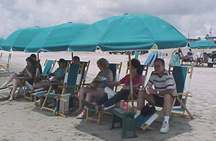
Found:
[137,58,177,133]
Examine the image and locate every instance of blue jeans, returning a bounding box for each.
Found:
[100,89,130,107]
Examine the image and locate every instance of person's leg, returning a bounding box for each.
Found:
[33,80,49,89]
[1,73,16,88]
[85,88,104,104]
[160,93,174,133]
[137,90,156,111]
[103,89,130,107]
[9,78,21,100]
[135,90,156,118]
[78,87,96,111]
[163,94,174,116]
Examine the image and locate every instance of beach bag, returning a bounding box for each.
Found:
[141,104,156,116]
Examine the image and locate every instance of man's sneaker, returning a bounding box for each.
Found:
[104,104,115,111]
[8,96,13,101]
[160,120,169,134]
[76,111,85,119]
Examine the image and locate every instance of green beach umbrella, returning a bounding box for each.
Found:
[69,14,187,51]
[25,26,54,52]
[0,38,4,50]
[189,39,216,49]
[25,23,88,52]
[2,27,41,51]
[1,30,22,51]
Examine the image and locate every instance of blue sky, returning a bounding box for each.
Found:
[0,0,215,38]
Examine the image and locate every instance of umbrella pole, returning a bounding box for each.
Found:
[71,52,73,59]
[35,52,40,80]
[128,53,134,110]
[36,52,40,61]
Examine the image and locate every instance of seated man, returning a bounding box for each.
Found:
[98,59,144,110]
[136,58,177,134]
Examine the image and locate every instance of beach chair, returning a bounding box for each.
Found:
[40,63,80,116]
[137,65,194,130]
[84,62,124,124]
[77,61,90,89]
[169,65,193,118]
[126,51,157,74]
[41,59,56,77]
[143,51,158,67]
[0,53,12,76]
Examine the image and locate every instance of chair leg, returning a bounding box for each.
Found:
[41,96,48,109]
[85,108,89,121]
[176,96,193,119]
[97,111,102,124]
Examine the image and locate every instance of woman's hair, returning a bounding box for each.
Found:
[97,58,109,69]
[26,57,33,63]
[130,59,142,75]
[30,54,37,60]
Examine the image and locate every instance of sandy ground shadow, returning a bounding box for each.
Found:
[75,114,192,141]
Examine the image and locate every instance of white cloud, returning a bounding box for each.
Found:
[0,0,216,38]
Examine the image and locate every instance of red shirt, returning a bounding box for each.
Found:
[120,74,144,87]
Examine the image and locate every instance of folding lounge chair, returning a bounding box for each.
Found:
[137,65,193,130]
[77,61,90,90]
[40,63,80,116]
[0,53,12,76]
[169,65,193,118]
[143,52,158,67]
[84,62,123,124]
[41,59,56,77]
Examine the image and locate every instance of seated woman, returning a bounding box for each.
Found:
[0,57,37,101]
[77,58,113,117]
[33,58,67,90]
[97,58,144,110]
[30,54,42,77]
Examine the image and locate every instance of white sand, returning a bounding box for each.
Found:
[0,51,216,141]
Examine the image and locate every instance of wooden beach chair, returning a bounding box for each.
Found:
[169,65,193,118]
[0,53,12,76]
[77,61,90,89]
[84,62,123,124]
[138,65,194,130]
[41,59,56,77]
[40,63,81,116]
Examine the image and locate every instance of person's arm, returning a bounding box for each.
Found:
[26,68,33,79]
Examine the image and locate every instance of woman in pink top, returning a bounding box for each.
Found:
[98,59,144,110]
